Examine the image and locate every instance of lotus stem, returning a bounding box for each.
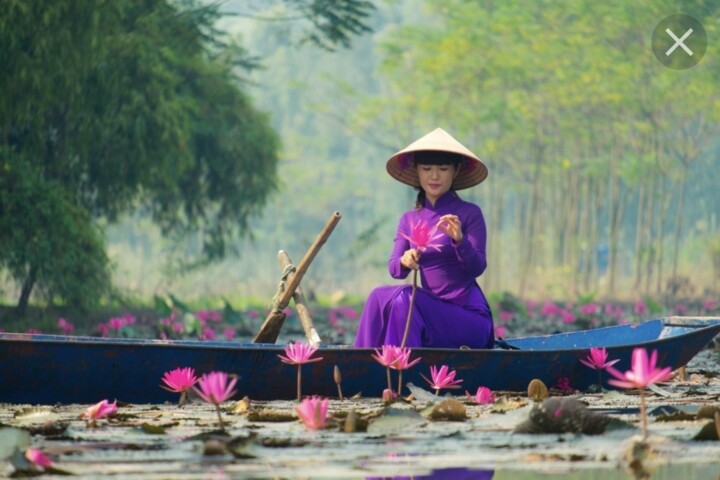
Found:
[179,390,187,408]
[640,389,647,439]
[400,269,418,349]
[397,370,404,397]
[386,366,392,393]
[296,366,302,402]
[215,404,225,432]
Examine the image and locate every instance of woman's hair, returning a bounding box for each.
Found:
[413,151,463,208]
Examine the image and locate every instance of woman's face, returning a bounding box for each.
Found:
[416,163,458,205]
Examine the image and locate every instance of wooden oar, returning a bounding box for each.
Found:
[252,211,342,344]
[277,250,321,346]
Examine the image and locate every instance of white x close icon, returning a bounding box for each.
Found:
[665,28,694,56]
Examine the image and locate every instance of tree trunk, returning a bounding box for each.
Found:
[17,265,38,316]
[644,174,657,295]
[671,165,688,283]
[632,182,646,291]
[519,149,543,297]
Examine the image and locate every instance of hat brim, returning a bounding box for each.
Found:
[385,128,488,190]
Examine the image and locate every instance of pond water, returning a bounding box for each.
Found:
[1,350,718,479]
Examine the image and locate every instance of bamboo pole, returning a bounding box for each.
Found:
[253,211,342,344]
[277,250,321,347]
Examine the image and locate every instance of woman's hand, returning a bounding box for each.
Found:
[437,214,463,244]
[401,248,421,270]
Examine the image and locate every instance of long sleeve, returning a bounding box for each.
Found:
[387,214,411,279]
[451,204,487,277]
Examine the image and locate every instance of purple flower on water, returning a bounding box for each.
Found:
[606,348,673,438]
[422,365,463,395]
[279,342,324,401]
[295,396,328,430]
[81,399,118,427]
[25,447,53,469]
[160,367,198,406]
[466,386,494,404]
[193,371,238,431]
[579,347,620,389]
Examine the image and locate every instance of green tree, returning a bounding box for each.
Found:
[0,0,282,312]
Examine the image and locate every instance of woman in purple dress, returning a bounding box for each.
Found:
[353,128,495,349]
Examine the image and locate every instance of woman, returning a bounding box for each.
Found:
[353,128,494,349]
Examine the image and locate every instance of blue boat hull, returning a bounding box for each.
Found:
[0,316,718,404]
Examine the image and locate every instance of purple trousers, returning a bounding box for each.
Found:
[353,285,494,349]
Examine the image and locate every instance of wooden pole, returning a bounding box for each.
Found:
[253,211,342,343]
[277,250,321,346]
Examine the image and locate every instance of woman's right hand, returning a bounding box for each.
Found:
[401,248,421,270]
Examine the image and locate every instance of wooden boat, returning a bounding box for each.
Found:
[0,316,718,404]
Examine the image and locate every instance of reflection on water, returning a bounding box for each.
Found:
[368,467,494,480]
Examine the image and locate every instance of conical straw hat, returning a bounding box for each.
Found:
[385,128,488,190]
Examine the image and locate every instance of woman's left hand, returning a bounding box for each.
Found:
[437,214,462,244]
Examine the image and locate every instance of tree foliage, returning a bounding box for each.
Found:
[0,0,281,310]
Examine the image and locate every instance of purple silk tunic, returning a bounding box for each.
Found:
[353,190,494,349]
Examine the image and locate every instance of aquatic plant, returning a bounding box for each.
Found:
[333,365,343,400]
[81,399,118,427]
[193,371,238,432]
[467,386,494,404]
[607,348,673,438]
[387,346,421,396]
[57,317,74,334]
[372,345,401,393]
[160,367,198,407]
[399,219,445,348]
[579,347,619,389]
[25,447,53,469]
[422,365,463,396]
[295,396,329,430]
[278,342,323,401]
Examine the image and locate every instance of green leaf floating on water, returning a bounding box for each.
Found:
[0,428,30,461]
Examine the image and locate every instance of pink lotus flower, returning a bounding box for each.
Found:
[633,300,648,315]
[499,311,513,321]
[401,219,444,252]
[467,386,494,404]
[57,317,74,334]
[194,371,238,405]
[278,342,323,365]
[703,299,716,311]
[223,327,236,340]
[560,310,576,324]
[387,347,421,371]
[494,325,507,338]
[161,367,198,406]
[373,345,421,397]
[279,342,324,401]
[81,399,117,426]
[423,365,463,395]
[580,347,619,389]
[25,447,53,468]
[579,347,620,371]
[295,396,328,430]
[553,377,576,394]
[97,323,109,337]
[193,371,238,431]
[199,326,216,341]
[196,310,222,322]
[607,348,673,439]
[579,303,599,315]
[606,348,672,390]
[382,388,398,403]
[540,301,562,316]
